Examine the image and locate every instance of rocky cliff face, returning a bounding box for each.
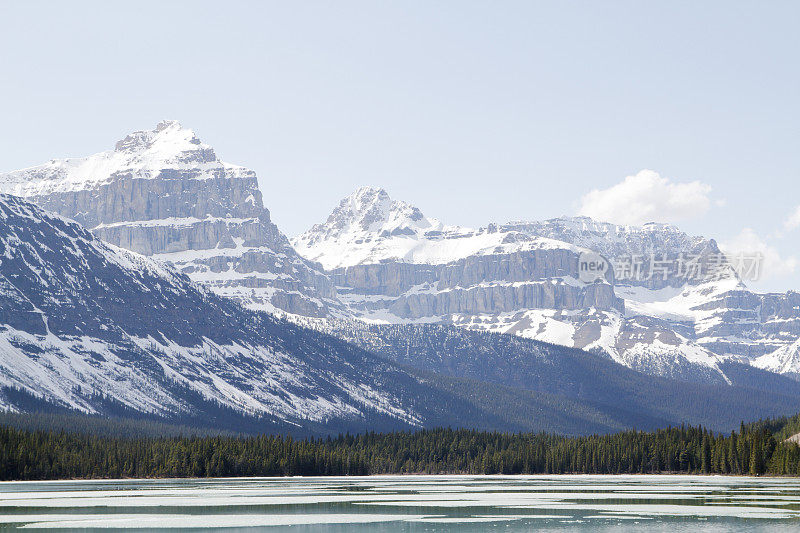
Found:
[1,193,530,432]
[6,123,799,383]
[0,121,339,317]
[504,217,705,264]
[329,250,620,320]
[697,289,800,358]
[5,193,799,434]
[294,188,735,381]
[509,216,800,367]
[295,187,623,320]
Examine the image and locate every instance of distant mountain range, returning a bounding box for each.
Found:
[293,187,800,381]
[1,192,799,434]
[1,121,800,435]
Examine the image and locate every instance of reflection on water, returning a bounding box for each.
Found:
[1,475,800,531]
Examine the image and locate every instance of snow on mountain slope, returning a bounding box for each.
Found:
[293,187,584,269]
[0,121,234,196]
[296,188,621,316]
[507,216,800,364]
[295,187,727,382]
[7,119,796,383]
[293,186,448,268]
[0,121,340,318]
[0,193,446,428]
[503,217,707,268]
[755,338,800,378]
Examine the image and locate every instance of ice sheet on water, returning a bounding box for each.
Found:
[3,475,800,529]
[2,513,427,529]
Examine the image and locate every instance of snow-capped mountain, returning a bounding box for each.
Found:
[3,121,798,384]
[294,186,591,269]
[10,193,784,435]
[294,187,621,329]
[0,192,479,432]
[0,121,339,317]
[294,187,730,382]
[294,187,800,380]
[755,338,800,379]
[507,217,800,367]
[503,217,709,275]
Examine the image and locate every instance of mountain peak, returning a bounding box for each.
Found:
[339,186,391,219]
[326,186,433,235]
[113,120,214,161]
[0,121,232,197]
[349,185,389,198]
[156,119,182,130]
[292,187,454,269]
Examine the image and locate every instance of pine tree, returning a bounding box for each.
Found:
[701,434,711,474]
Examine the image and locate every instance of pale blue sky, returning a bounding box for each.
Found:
[1,1,798,291]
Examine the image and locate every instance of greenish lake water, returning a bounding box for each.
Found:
[1,475,800,531]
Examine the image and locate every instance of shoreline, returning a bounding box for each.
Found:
[2,472,799,483]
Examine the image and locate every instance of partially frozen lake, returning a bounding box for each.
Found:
[1,475,800,531]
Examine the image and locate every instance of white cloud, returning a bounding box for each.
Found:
[577,169,714,226]
[784,205,800,231]
[720,228,797,286]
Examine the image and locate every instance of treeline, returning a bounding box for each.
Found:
[3,421,800,480]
